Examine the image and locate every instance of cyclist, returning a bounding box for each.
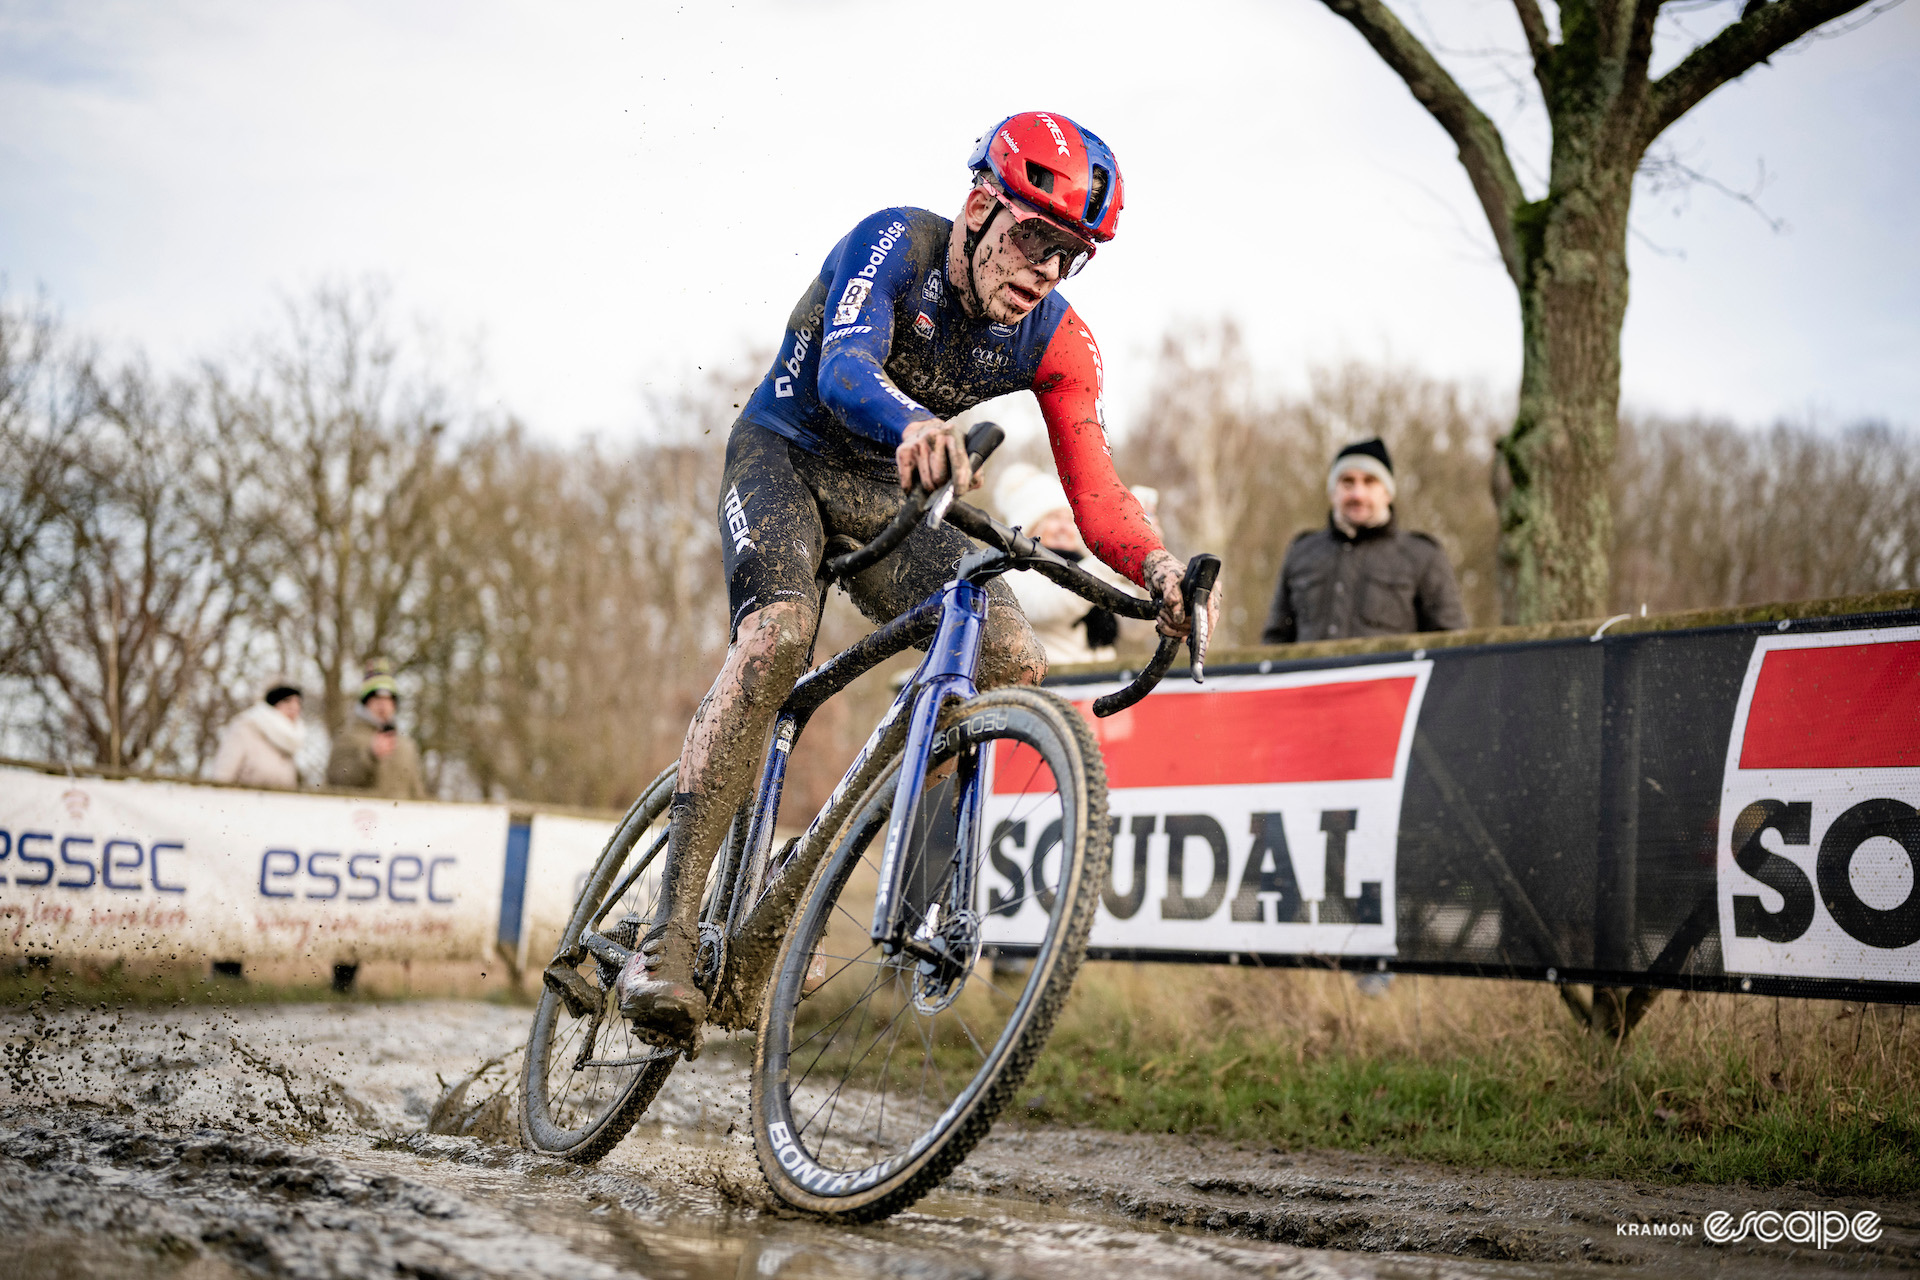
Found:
[612,110,1220,1044]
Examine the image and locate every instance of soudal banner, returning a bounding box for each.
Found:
[0,768,508,963]
[1036,603,1919,1004]
[1718,626,1920,984]
[984,663,1429,959]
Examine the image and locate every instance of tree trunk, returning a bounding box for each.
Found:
[1495,162,1633,626]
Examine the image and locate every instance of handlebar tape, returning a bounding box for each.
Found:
[1092,552,1223,717]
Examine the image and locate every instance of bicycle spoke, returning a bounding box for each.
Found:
[791,955,896,1063]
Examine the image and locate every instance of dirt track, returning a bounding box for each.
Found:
[2,999,1912,1278]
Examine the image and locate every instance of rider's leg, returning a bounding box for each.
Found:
[974,588,1047,690]
[617,423,825,1038]
[615,601,815,1035]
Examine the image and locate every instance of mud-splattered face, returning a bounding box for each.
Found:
[954,186,1063,326]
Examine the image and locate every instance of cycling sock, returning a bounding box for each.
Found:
[652,789,727,957]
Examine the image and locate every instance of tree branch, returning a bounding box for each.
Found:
[1640,0,1873,151]
[1512,0,1554,81]
[1320,0,1531,286]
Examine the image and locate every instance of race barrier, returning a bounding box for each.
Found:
[3,594,1914,1005]
[0,772,512,964]
[1008,598,1919,1005]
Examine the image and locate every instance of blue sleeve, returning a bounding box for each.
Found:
[816,211,934,445]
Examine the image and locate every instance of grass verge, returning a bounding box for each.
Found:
[1021,964,1918,1195]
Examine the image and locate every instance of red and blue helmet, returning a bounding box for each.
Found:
[968,111,1123,245]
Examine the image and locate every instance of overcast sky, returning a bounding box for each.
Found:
[3,0,1915,442]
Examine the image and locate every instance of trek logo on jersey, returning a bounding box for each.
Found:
[922,270,942,303]
[723,484,755,554]
[1718,627,1920,984]
[834,279,872,327]
[980,665,1431,959]
[913,312,935,340]
[1035,113,1072,156]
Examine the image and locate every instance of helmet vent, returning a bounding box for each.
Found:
[1024,161,1056,194]
[1085,166,1110,222]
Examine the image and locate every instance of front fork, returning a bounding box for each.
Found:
[869,578,990,954]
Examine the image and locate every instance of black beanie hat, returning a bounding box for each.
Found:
[1332,437,1393,475]
[1328,437,1396,501]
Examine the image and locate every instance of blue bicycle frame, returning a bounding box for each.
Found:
[720,574,993,959]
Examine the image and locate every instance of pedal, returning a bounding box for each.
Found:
[542,963,603,1019]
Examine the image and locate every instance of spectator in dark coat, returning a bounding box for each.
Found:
[325,659,428,799]
[1261,438,1468,644]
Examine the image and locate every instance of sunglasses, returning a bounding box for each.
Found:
[998,200,1095,278]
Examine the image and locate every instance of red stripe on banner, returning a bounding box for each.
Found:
[993,677,1418,793]
[1739,641,1920,769]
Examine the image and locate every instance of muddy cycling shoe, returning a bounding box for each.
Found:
[613,925,708,1048]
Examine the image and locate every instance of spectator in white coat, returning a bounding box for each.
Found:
[210,681,306,790]
[996,464,1128,668]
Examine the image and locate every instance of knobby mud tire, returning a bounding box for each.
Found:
[519,764,681,1163]
[749,686,1110,1221]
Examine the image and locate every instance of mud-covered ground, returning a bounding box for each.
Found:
[2,1000,1913,1279]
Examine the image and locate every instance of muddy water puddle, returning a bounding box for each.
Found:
[3,1000,1910,1278]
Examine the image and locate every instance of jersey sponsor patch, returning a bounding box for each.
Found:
[1718,626,1920,983]
[913,312,934,340]
[834,279,872,327]
[981,665,1430,958]
[922,270,942,302]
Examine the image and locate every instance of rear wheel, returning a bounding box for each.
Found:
[750,686,1109,1219]
[519,765,681,1162]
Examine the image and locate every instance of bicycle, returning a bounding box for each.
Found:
[518,423,1219,1220]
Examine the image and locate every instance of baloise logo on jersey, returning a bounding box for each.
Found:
[1718,626,1920,984]
[980,664,1430,958]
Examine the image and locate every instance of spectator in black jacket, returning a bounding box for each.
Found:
[1261,438,1468,644]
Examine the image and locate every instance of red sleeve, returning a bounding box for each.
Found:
[1032,306,1164,586]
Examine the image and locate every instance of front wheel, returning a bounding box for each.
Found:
[519,764,681,1162]
[750,686,1110,1220]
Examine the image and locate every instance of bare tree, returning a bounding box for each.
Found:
[1613,414,1919,611]
[12,357,260,771]
[0,291,90,683]
[1117,326,1506,643]
[1316,0,1878,623]
[236,282,455,747]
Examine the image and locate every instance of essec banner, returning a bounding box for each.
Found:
[981,663,1430,960]
[0,768,508,963]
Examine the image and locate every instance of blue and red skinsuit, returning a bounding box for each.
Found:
[740,207,1161,586]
